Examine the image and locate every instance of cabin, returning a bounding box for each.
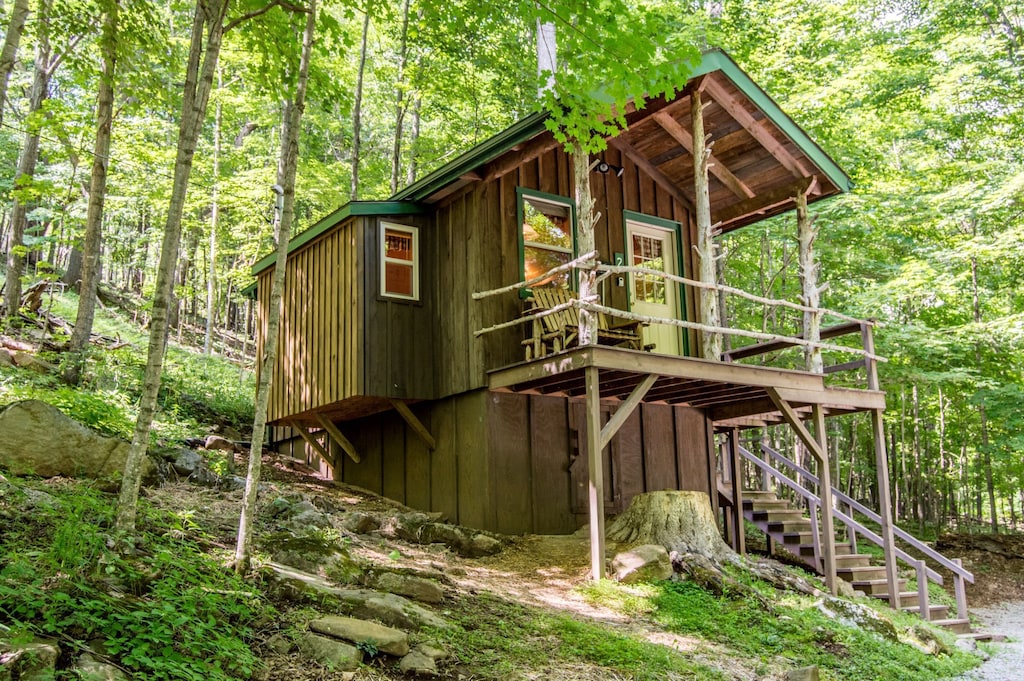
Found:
[250,50,975,630]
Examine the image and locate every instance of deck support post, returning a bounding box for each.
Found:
[727,428,745,555]
[315,413,362,464]
[389,399,436,450]
[863,324,900,608]
[585,365,606,581]
[766,388,837,595]
[599,373,658,449]
[289,420,335,469]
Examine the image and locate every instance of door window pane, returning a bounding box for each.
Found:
[632,234,666,304]
[521,193,574,289]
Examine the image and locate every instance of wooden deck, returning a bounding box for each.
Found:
[488,345,886,428]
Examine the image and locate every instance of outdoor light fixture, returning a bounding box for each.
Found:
[595,161,625,177]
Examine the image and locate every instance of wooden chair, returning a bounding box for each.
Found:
[521,287,651,359]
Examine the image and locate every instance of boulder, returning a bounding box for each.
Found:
[204,434,239,453]
[415,643,448,662]
[343,511,381,534]
[399,649,438,676]
[0,348,12,367]
[419,523,503,557]
[265,633,293,654]
[611,544,673,583]
[171,448,204,477]
[0,400,153,480]
[374,572,444,604]
[0,637,59,681]
[11,351,55,374]
[309,615,409,656]
[815,597,898,641]
[355,592,450,631]
[75,652,129,680]
[295,632,362,671]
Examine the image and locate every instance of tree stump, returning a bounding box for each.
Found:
[606,491,736,563]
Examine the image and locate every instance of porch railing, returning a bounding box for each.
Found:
[735,442,973,621]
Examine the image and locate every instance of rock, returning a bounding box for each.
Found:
[374,572,445,604]
[189,466,222,487]
[399,649,438,676]
[296,632,362,671]
[0,637,59,681]
[343,511,381,534]
[954,637,989,660]
[265,633,294,654]
[218,475,247,492]
[611,544,673,583]
[266,497,293,518]
[835,579,857,600]
[0,348,12,367]
[355,592,450,631]
[902,624,949,656]
[383,512,435,541]
[11,351,55,374]
[415,643,448,662]
[0,400,153,480]
[309,615,409,656]
[171,448,204,477]
[418,523,503,557]
[466,533,503,557]
[75,652,128,680]
[785,666,819,681]
[815,597,898,641]
[204,434,239,453]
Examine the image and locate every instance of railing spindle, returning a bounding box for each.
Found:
[916,560,930,621]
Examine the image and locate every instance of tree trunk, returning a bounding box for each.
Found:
[66,0,118,383]
[607,490,735,563]
[796,189,822,373]
[0,0,30,131]
[389,0,410,194]
[205,67,222,355]
[350,10,369,200]
[691,89,720,359]
[406,93,421,185]
[970,250,998,532]
[572,142,598,345]
[115,0,229,537]
[235,0,316,573]
[3,0,51,323]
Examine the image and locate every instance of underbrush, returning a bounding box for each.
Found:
[0,478,270,680]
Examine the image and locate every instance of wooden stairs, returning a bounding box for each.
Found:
[742,489,971,633]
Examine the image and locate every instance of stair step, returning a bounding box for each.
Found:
[797,542,854,557]
[834,554,873,568]
[874,591,921,607]
[837,566,888,581]
[851,578,908,596]
[930,618,972,634]
[749,509,805,522]
[959,632,1006,642]
[742,499,793,511]
[902,604,951,619]
[741,490,782,500]
[767,519,813,532]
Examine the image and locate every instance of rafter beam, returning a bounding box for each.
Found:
[702,75,812,181]
[599,373,658,449]
[608,137,695,212]
[653,111,755,199]
[390,399,436,450]
[315,413,362,463]
[713,176,813,229]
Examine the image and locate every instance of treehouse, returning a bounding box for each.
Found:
[250,50,975,630]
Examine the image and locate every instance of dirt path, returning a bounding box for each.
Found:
[955,601,1024,680]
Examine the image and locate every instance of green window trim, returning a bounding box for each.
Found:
[516,188,578,298]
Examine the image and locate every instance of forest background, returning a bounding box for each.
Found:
[0,0,1021,537]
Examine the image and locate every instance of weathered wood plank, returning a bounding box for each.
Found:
[487,392,531,534]
[390,399,436,450]
[613,407,643,511]
[403,403,432,512]
[529,394,575,534]
[316,413,362,463]
[381,413,407,505]
[642,403,678,491]
[429,399,459,521]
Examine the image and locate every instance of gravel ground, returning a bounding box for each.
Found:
[955,601,1024,680]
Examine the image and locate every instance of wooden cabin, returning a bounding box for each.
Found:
[251,50,976,627]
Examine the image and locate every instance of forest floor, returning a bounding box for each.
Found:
[955,601,1024,681]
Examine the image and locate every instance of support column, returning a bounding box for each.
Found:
[727,428,745,555]
[585,365,606,581]
[863,324,900,607]
[812,405,837,596]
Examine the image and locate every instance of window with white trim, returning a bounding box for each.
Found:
[520,191,575,289]
[380,222,419,300]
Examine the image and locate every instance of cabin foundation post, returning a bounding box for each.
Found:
[585,366,606,581]
[862,324,900,608]
[727,428,745,554]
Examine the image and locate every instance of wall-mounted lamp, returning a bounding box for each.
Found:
[595,161,625,177]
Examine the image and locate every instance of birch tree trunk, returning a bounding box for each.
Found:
[0,0,30,130]
[235,0,317,573]
[572,142,597,345]
[390,0,410,194]
[205,68,223,355]
[115,0,229,537]
[350,10,369,200]
[66,0,118,382]
[796,189,823,373]
[406,93,421,185]
[3,0,51,323]
[970,249,998,532]
[691,89,720,359]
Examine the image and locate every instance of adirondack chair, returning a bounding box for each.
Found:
[521,287,652,359]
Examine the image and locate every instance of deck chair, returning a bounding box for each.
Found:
[521,287,650,359]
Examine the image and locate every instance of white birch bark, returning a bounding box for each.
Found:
[205,68,223,355]
[235,0,317,572]
[0,0,30,131]
[796,190,822,373]
[691,89,720,359]
[572,142,598,346]
[350,10,369,199]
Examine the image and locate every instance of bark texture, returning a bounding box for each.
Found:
[573,143,598,345]
[235,0,317,572]
[0,0,30,130]
[796,189,823,373]
[607,490,734,562]
[350,10,369,200]
[691,90,720,359]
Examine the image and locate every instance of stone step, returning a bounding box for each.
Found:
[931,618,972,634]
[901,604,951,620]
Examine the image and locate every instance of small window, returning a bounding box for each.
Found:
[381,222,419,300]
[519,191,575,289]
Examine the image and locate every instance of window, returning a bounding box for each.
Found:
[519,190,575,289]
[631,232,667,304]
[381,222,418,300]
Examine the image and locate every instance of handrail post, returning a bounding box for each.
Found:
[809,499,822,572]
[953,558,969,620]
[915,560,930,621]
[847,502,858,554]
[728,428,745,555]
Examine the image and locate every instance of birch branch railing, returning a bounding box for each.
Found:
[472,256,886,366]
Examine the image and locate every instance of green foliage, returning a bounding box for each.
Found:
[0,480,270,681]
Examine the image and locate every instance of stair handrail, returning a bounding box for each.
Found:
[737,445,943,583]
[759,443,974,585]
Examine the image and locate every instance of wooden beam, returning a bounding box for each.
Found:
[653,111,755,199]
[765,387,827,464]
[608,136,695,212]
[585,366,606,581]
[713,176,812,228]
[315,413,362,463]
[390,399,436,450]
[701,75,812,180]
[599,373,658,449]
[812,404,838,597]
[289,420,334,468]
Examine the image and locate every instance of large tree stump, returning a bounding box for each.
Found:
[606,491,736,563]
